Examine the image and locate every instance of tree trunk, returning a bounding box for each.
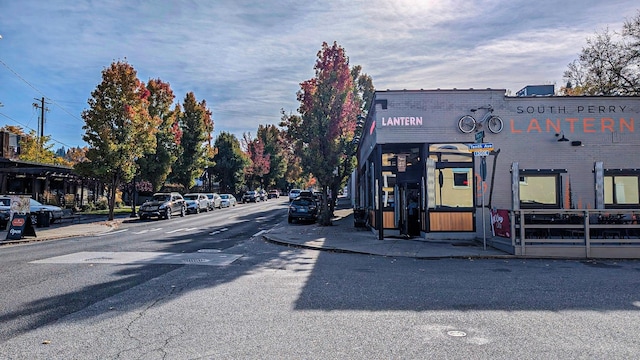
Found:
[318,184,332,226]
[108,176,117,221]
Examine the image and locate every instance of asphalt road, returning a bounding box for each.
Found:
[1,197,640,359]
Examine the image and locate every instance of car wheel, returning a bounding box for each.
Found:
[166,208,172,220]
[180,206,186,217]
[30,214,38,225]
[195,207,200,214]
[140,215,148,220]
[288,216,293,223]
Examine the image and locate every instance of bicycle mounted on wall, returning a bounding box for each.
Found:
[458,105,504,133]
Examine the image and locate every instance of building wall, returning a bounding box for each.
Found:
[358,89,640,237]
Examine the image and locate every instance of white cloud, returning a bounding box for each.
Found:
[0,0,638,147]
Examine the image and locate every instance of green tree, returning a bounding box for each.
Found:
[170,92,213,190]
[562,11,640,95]
[212,132,249,194]
[78,60,159,220]
[256,124,287,190]
[18,130,58,164]
[281,41,363,225]
[137,78,182,192]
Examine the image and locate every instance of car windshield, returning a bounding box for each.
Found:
[153,194,170,201]
[220,195,229,199]
[0,198,10,206]
[207,194,214,199]
[184,195,198,200]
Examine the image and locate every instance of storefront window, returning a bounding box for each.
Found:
[434,168,474,207]
[519,175,558,207]
[428,144,473,209]
[382,171,396,208]
[604,175,639,206]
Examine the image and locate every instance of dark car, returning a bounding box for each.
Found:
[242,190,260,203]
[288,197,318,224]
[139,192,186,220]
[0,196,64,226]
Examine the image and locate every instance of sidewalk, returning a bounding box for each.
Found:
[1,204,513,259]
[263,198,513,259]
[0,215,123,245]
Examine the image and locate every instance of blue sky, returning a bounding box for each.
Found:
[0,1,638,150]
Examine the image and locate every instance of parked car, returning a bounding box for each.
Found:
[205,193,222,210]
[219,194,237,208]
[139,192,186,220]
[258,190,268,201]
[288,189,302,201]
[0,196,64,226]
[184,193,209,214]
[288,197,318,224]
[268,190,280,199]
[242,190,260,203]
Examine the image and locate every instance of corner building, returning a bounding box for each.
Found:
[354,87,640,241]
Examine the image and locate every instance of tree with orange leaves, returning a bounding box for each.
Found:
[78,60,159,220]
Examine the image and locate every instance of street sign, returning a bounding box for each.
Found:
[474,150,490,157]
[475,130,484,143]
[467,143,493,152]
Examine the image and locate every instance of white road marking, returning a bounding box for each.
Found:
[31,251,242,266]
[95,229,128,236]
[166,229,185,234]
[209,227,229,236]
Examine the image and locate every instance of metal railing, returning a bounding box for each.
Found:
[507,209,640,258]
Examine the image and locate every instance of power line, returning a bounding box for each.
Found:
[0,111,76,149]
[0,58,84,148]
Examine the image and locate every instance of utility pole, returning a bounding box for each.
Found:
[32,97,49,148]
[32,97,49,162]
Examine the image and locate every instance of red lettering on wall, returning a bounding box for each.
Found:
[620,118,634,132]
[546,119,561,133]
[527,119,542,133]
[510,119,522,133]
[583,118,596,133]
[601,118,615,132]
[565,118,578,132]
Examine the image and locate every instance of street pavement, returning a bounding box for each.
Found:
[1,200,512,259]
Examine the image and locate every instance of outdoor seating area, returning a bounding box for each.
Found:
[489,209,640,258]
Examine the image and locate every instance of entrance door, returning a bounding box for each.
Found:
[399,182,421,237]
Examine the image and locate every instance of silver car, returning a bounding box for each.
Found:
[184,193,209,214]
[205,193,222,210]
[219,194,237,208]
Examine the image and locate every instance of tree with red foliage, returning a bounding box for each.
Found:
[281,42,367,225]
[243,132,270,189]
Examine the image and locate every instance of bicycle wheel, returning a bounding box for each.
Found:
[487,116,504,133]
[458,115,476,133]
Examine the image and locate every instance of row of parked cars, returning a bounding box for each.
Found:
[241,189,280,203]
[139,192,237,220]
